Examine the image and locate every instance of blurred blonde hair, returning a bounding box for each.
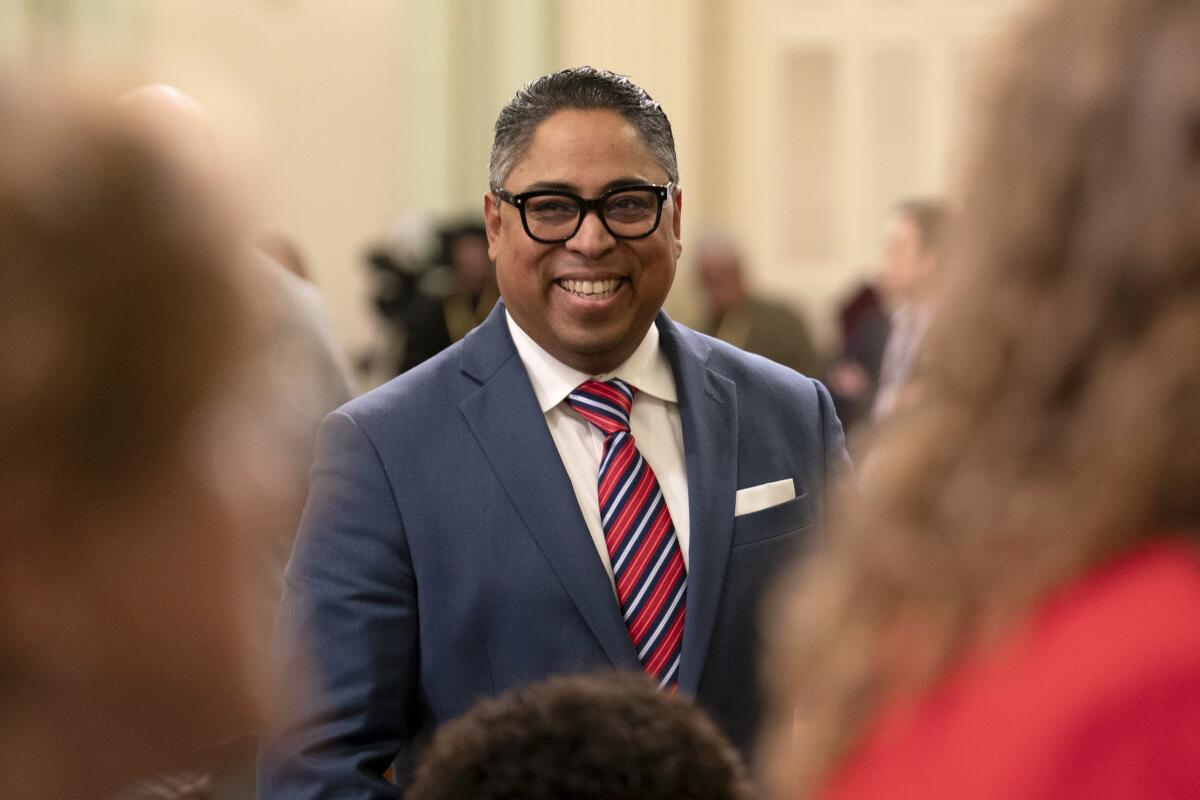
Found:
[763,0,1200,794]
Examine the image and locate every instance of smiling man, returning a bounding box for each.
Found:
[257,68,849,799]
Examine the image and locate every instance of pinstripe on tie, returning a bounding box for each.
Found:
[566,378,686,688]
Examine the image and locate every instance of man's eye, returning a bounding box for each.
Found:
[606,194,653,217]
[528,198,576,215]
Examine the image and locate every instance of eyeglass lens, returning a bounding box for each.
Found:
[524,188,660,240]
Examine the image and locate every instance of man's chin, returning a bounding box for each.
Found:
[548,331,638,374]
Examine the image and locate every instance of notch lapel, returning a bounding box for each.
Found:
[458,307,640,671]
[657,315,739,694]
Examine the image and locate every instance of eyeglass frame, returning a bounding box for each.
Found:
[490,182,674,244]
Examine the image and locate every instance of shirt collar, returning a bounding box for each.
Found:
[506,309,678,413]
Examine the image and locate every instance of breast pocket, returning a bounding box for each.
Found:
[730,493,812,548]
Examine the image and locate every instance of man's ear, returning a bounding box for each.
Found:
[671,186,684,260]
[483,192,503,262]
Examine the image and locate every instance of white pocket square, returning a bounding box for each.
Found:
[734,478,795,517]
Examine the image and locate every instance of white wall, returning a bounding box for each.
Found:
[738,0,1024,343]
[139,2,409,354]
[2,0,1024,357]
[2,0,410,355]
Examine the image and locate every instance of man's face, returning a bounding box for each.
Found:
[697,248,743,318]
[484,109,682,374]
[879,212,928,304]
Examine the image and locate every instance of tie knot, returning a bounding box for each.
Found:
[566,378,636,435]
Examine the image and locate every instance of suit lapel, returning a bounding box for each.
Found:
[458,306,640,670]
[658,314,738,694]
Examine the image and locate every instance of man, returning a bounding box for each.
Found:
[257,67,848,798]
[696,231,820,377]
[872,198,947,419]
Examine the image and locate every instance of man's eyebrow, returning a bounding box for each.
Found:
[515,177,662,195]
[519,180,578,193]
[600,177,658,192]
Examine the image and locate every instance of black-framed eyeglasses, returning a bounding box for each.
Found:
[492,182,673,244]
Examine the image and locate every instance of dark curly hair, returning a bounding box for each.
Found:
[404,672,754,800]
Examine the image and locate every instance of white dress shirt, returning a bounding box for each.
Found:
[872,302,931,420]
[506,311,690,594]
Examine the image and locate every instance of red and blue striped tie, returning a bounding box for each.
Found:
[567,378,686,688]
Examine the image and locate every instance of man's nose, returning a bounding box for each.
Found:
[565,208,616,258]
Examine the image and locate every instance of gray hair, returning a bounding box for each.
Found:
[488,66,679,191]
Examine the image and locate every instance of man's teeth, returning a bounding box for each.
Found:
[561,278,620,298]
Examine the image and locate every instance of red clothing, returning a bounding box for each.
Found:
[820,540,1200,800]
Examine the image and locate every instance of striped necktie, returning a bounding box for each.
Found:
[566,378,686,688]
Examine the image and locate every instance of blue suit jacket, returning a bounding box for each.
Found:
[258,304,848,798]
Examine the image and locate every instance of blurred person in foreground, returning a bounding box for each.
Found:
[696,231,820,378]
[405,672,754,800]
[258,66,849,798]
[870,198,948,420]
[0,82,266,799]
[762,0,1200,798]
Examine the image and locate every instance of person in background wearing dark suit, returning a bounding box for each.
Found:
[763,0,1200,797]
[825,282,891,436]
[257,66,849,798]
[696,231,820,379]
[398,223,499,373]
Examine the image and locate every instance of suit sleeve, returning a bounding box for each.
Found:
[257,410,416,800]
[813,377,853,484]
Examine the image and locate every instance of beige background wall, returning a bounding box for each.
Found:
[2,0,1022,366]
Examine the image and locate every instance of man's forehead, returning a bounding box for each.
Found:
[504,108,664,191]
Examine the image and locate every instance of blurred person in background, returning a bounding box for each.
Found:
[404,671,754,800]
[696,231,820,378]
[870,198,948,420]
[360,220,499,379]
[762,0,1200,797]
[119,83,353,637]
[114,83,353,800]
[0,81,266,800]
[397,222,499,373]
[824,282,891,437]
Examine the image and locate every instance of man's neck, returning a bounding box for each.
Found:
[505,312,654,377]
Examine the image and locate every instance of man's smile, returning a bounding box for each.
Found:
[556,277,627,300]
